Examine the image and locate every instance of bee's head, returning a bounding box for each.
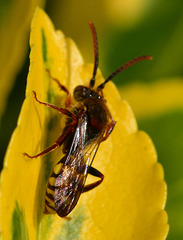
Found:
[74,85,101,102]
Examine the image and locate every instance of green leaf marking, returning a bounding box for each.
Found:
[11,202,29,240]
[41,28,47,63]
[56,206,85,240]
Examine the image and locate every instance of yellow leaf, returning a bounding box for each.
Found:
[0,0,45,119]
[0,8,169,240]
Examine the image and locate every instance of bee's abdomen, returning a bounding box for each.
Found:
[44,158,64,214]
[54,164,85,217]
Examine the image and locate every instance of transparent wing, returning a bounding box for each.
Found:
[54,112,105,217]
[64,112,88,166]
[65,111,104,173]
[82,131,104,175]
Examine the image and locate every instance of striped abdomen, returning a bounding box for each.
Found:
[44,157,64,215]
[44,154,86,217]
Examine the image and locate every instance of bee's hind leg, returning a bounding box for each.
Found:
[82,166,104,193]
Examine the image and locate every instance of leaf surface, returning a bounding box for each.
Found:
[0,8,168,240]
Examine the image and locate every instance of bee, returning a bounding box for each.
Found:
[24,21,152,217]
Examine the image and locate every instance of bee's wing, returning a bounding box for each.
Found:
[64,112,88,165]
[82,131,104,174]
[65,111,104,173]
[54,112,105,217]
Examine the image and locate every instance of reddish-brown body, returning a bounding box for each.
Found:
[44,87,114,217]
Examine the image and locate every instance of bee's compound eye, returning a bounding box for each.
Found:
[74,86,88,101]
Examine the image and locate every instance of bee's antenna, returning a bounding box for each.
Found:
[89,21,99,88]
[97,55,153,91]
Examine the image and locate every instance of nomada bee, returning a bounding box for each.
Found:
[24,21,152,217]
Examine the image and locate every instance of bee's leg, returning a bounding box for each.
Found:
[102,120,116,141]
[23,125,74,159]
[32,91,76,121]
[82,166,104,193]
[46,69,71,107]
